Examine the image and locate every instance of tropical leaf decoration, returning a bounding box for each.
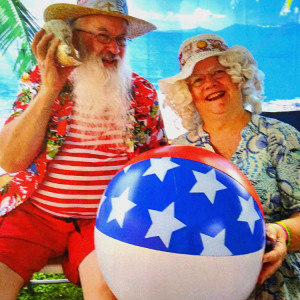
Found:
[0,0,40,77]
[286,0,293,9]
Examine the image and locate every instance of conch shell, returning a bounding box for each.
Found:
[43,19,82,67]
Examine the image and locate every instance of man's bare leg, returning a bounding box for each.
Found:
[0,261,25,300]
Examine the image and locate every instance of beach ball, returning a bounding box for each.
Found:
[95,146,265,300]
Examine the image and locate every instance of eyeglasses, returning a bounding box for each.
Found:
[75,29,131,47]
[186,67,228,87]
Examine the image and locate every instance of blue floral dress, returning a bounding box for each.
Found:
[172,114,300,299]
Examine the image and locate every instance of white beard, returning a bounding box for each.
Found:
[70,54,132,134]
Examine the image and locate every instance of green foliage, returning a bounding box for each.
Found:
[0,0,40,77]
[18,273,83,300]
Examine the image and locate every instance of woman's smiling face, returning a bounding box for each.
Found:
[187,56,244,119]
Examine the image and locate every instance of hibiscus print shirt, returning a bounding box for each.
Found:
[0,65,167,216]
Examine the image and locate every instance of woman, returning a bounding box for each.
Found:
[159,33,300,299]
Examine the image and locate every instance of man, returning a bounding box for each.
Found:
[0,0,166,299]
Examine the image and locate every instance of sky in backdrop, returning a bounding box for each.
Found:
[21,0,300,31]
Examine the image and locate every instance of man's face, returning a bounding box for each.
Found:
[72,14,128,67]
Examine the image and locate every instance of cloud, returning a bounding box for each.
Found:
[22,0,76,25]
[178,8,226,29]
[231,0,260,9]
[129,7,226,30]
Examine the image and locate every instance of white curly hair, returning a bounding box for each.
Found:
[161,47,265,131]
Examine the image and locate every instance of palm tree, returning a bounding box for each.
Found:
[0,0,40,77]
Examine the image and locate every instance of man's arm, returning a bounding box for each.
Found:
[0,30,75,173]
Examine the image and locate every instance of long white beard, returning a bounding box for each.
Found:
[70,54,132,133]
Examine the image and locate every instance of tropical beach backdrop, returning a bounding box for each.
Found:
[1,0,299,138]
[0,0,299,298]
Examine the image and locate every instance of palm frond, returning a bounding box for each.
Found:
[0,0,40,76]
[13,42,36,76]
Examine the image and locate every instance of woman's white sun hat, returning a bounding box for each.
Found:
[159,33,256,93]
[44,0,156,39]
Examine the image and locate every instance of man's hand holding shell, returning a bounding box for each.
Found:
[43,20,82,67]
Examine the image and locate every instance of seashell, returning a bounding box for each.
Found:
[43,19,82,67]
[56,44,82,67]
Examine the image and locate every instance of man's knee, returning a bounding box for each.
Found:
[0,261,25,300]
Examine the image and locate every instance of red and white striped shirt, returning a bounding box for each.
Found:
[30,109,129,218]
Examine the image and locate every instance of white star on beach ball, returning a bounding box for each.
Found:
[95,146,266,300]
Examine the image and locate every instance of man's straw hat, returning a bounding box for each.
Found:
[44,0,156,39]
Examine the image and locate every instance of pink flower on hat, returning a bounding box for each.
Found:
[211,40,228,51]
[77,0,89,6]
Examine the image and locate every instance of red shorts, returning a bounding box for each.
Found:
[0,200,95,285]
